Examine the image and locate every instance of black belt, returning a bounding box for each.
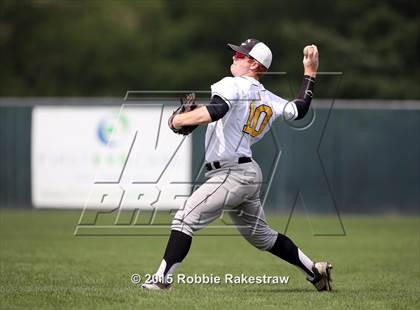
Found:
[205,157,252,171]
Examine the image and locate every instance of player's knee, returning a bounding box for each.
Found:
[171,217,195,237]
[251,236,276,251]
[243,229,277,251]
[171,210,202,237]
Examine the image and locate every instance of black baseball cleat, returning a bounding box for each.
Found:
[309,262,333,291]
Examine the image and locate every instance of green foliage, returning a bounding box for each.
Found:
[0,0,419,98]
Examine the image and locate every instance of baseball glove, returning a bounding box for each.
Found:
[168,92,198,135]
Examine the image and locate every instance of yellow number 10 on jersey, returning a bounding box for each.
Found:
[242,101,273,137]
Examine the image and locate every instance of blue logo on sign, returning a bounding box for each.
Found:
[96,114,129,147]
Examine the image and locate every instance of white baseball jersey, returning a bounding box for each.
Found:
[205,76,298,162]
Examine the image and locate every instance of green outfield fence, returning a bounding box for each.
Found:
[0,98,419,214]
[0,105,31,208]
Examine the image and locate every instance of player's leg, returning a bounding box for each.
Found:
[229,201,316,277]
[228,162,332,290]
[141,229,192,290]
[230,204,332,290]
[142,170,240,289]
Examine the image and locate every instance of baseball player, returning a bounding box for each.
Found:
[142,38,332,291]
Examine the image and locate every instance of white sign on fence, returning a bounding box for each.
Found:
[32,105,192,209]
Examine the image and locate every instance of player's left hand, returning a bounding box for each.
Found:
[168,114,182,131]
[303,44,319,77]
[168,92,198,135]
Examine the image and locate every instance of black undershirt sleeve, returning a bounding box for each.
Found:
[294,75,316,120]
[206,95,230,121]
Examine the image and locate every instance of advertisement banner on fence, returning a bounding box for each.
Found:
[32,105,192,209]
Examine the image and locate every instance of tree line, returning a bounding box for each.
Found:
[0,0,419,99]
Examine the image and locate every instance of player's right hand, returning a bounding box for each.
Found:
[303,44,319,77]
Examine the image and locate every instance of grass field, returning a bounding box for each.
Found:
[0,209,419,309]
